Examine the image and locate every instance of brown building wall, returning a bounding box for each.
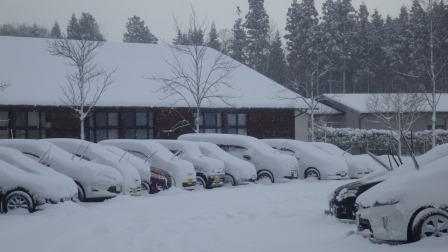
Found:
[0,105,296,141]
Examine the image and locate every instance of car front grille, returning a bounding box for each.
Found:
[358,216,372,232]
[107,186,120,194]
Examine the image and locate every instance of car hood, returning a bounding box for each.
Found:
[190,156,225,175]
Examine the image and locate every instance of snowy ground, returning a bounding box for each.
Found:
[1,180,447,252]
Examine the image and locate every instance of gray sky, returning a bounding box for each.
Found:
[0,0,412,42]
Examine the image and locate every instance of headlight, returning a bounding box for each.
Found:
[373,200,400,207]
[336,188,358,201]
[336,171,347,177]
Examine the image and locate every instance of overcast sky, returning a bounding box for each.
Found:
[1,0,412,42]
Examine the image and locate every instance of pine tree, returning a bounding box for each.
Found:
[353,3,371,92]
[173,29,189,45]
[321,0,357,93]
[244,0,270,74]
[66,14,80,39]
[284,0,319,85]
[230,6,247,64]
[50,22,62,38]
[207,23,221,50]
[123,15,158,44]
[267,31,287,84]
[187,26,204,46]
[78,13,104,41]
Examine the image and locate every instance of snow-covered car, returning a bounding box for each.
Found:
[328,143,448,221]
[357,155,448,243]
[191,141,257,186]
[101,145,152,193]
[263,139,348,180]
[0,160,76,213]
[312,142,373,179]
[99,139,196,190]
[178,134,299,183]
[0,139,123,202]
[157,140,225,188]
[45,139,141,196]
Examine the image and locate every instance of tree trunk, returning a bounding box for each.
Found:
[80,118,85,140]
[195,107,200,133]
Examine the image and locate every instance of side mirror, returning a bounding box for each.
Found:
[243,155,251,161]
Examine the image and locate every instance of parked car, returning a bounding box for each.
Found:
[311,142,373,179]
[357,155,448,243]
[263,139,348,180]
[101,145,152,193]
[157,140,225,188]
[191,141,257,186]
[327,143,448,221]
[0,139,123,202]
[45,139,141,196]
[99,139,196,191]
[0,159,77,213]
[179,134,299,183]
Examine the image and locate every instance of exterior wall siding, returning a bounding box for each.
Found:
[0,105,296,141]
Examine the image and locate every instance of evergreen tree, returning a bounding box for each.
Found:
[284,0,319,86]
[50,22,62,38]
[353,3,371,92]
[66,14,80,39]
[123,15,158,44]
[173,29,189,45]
[187,26,204,46]
[321,0,357,93]
[78,13,104,41]
[207,23,221,50]
[244,0,270,74]
[230,6,247,64]
[267,31,287,84]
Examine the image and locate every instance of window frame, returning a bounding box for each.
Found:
[13,111,47,139]
[0,111,10,139]
[89,111,119,142]
[227,113,247,135]
[194,112,222,133]
[123,111,154,139]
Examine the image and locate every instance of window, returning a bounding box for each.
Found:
[227,113,247,135]
[123,112,154,139]
[195,112,222,133]
[14,111,47,139]
[0,112,9,139]
[90,112,119,142]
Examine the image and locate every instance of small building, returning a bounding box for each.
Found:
[0,36,307,141]
[320,93,448,131]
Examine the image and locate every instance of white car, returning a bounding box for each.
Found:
[101,145,152,193]
[157,140,225,188]
[99,139,197,190]
[312,142,373,178]
[45,139,141,196]
[0,159,76,213]
[0,139,122,202]
[179,134,299,183]
[357,155,448,243]
[193,142,257,186]
[263,139,348,180]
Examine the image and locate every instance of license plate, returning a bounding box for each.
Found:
[214,176,221,183]
[187,179,193,185]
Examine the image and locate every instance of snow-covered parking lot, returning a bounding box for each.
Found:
[1,180,447,252]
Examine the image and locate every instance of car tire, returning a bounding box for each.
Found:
[304,168,321,180]
[257,171,274,184]
[141,182,151,194]
[76,183,86,202]
[196,175,207,189]
[412,208,448,241]
[3,190,34,213]
[224,173,236,186]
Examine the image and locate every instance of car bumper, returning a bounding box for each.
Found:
[207,175,225,188]
[357,205,409,242]
[182,178,197,190]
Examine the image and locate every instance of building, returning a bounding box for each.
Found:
[0,36,307,141]
[320,93,448,131]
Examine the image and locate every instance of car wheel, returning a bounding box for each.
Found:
[196,176,207,189]
[413,209,448,241]
[257,172,274,184]
[304,168,320,180]
[224,174,236,186]
[141,182,150,194]
[4,190,34,213]
[76,183,86,202]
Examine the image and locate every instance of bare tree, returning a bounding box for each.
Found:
[419,0,448,148]
[151,10,237,133]
[367,93,427,157]
[283,57,332,142]
[47,38,116,140]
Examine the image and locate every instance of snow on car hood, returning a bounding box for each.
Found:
[357,155,448,208]
[0,160,77,201]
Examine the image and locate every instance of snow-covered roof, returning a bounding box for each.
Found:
[322,93,448,113]
[0,36,306,109]
[309,102,342,115]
